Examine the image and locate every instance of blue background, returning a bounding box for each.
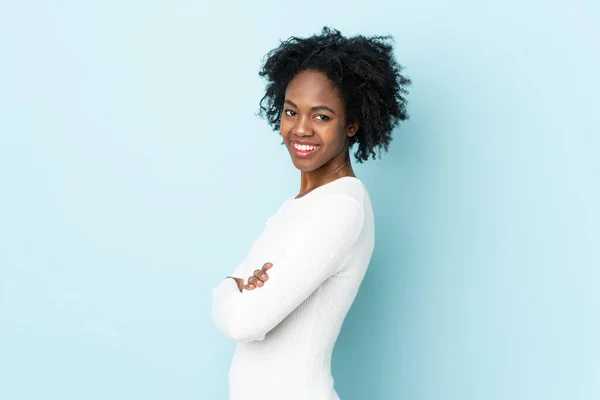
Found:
[1,1,598,399]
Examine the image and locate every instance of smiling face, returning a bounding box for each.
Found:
[280,70,358,173]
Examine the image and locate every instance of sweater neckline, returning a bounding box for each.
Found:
[291,176,361,201]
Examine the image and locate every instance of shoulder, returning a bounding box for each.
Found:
[318,179,374,234]
[317,177,367,206]
[305,192,365,231]
[269,178,372,229]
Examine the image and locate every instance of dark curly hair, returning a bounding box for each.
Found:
[258,26,411,163]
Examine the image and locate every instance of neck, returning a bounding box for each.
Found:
[297,148,355,198]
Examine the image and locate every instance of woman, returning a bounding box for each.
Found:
[211,27,410,400]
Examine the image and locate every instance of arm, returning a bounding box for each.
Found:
[211,194,364,342]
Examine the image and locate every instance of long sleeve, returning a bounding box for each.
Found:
[211,193,364,342]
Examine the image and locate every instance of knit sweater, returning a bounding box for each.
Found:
[211,176,375,400]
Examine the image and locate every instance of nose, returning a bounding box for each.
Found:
[292,115,313,137]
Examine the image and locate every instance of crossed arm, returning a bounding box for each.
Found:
[226,261,273,292]
[211,194,364,342]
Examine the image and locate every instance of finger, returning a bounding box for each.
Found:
[254,269,268,282]
[245,283,255,290]
[262,262,273,272]
[247,276,264,288]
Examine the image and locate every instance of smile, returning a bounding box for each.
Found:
[291,142,320,157]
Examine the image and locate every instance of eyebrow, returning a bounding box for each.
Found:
[284,100,336,116]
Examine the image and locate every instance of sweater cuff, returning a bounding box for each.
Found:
[212,276,241,297]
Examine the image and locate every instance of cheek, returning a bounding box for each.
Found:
[279,116,292,132]
[320,124,347,149]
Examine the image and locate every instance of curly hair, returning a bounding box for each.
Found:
[258,26,411,163]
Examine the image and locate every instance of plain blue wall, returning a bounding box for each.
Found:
[1,1,598,399]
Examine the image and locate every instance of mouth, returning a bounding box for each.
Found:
[290,142,321,158]
[291,141,320,158]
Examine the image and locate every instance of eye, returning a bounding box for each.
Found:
[284,109,297,117]
[315,114,331,121]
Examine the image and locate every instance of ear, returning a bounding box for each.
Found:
[346,123,359,138]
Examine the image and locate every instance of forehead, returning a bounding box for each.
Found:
[285,70,343,107]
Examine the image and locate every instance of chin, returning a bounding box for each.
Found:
[291,160,316,172]
[289,156,321,172]
[287,145,328,172]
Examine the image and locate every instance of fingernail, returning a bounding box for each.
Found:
[262,274,267,279]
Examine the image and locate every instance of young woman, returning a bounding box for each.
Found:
[211,26,410,400]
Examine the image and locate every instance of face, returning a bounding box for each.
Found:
[280,70,358,172]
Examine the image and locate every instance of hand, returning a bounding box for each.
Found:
[244,262,273,291]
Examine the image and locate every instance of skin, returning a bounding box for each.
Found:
[235,69,359,291]
[282,69,359,199]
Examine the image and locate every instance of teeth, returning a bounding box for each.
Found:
[294,143,317,151]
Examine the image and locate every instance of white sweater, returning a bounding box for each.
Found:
[211,176,375,400]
